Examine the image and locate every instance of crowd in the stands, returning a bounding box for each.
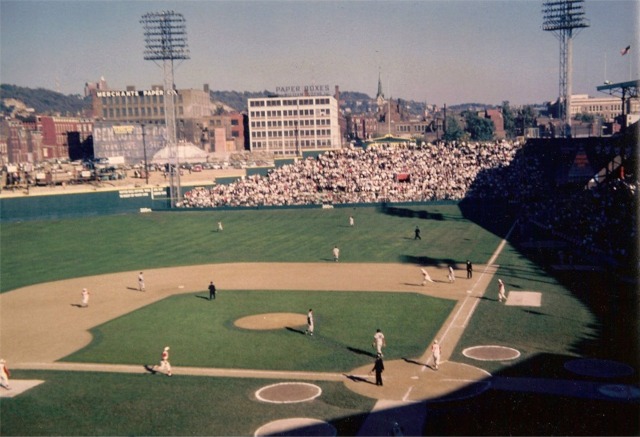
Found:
[179,138,637,268]
[178,140,523,208]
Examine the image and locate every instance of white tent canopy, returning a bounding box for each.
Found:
[152,142,208,164]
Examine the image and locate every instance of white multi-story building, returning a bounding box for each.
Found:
[566,94,639,122]
[248,95,341,156]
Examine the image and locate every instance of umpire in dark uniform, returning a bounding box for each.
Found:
[370,353,385,386]
[208,281,216,300]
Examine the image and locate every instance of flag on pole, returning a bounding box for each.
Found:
[620,45,631,56]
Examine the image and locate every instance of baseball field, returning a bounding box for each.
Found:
[1,203,638,436]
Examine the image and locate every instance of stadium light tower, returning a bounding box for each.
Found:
[140,10,190,207]
[542,0,589,138]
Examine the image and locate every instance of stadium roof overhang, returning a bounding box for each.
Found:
[596,79,639,100]
[596,79,639,120]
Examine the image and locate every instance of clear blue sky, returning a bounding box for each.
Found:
[1,0,638,106]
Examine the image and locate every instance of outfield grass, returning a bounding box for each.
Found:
[63,290,456,371]
[3,202,638,435]
[1,204,505,293]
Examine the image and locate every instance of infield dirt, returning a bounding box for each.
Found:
[1,262,499,402]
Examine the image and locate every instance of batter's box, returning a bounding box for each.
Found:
[0,380,45,398]
[505,291,541,307]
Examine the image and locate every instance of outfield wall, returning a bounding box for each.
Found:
[0,184,463,222]
[0,187,171,222]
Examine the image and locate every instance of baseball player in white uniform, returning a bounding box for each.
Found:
[151,346,172,376]
[498,279,507,302]
[81,288,90,308]
[373,329,386,356]
[306,309,314,336]
[0,359,11,389]
[138,272,145,292]
[431,340,442,370]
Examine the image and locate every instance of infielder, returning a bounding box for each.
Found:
[81,288,90,308]
[151,346,172,376]
[0,359,11,390]
[431,340,441,370]
[138,272,145,292]
[421,268,433,285]
[373,329,386,356]
[305,308,314,336]
[498,279,507,302]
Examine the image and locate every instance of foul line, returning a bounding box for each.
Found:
[435,221,516,348]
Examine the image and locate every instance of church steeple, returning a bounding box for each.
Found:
[376,71,384,100]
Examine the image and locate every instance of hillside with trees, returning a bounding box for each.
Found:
[0,84,90,117]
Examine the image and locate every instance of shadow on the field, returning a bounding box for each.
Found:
[378,204,445,221]
[344,374,376,385]
[402,357,425,366]
[400,254,460,267]
[522,309,546,316]
[194,295,210,301]
[126,287,139,291]
[285,327,306,335]
[478,296,495,301]
[347,346,376,358]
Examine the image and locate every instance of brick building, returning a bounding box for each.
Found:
[91,84,246,154]
[37,116,93,160]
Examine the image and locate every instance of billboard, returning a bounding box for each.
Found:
[93,123,166,165]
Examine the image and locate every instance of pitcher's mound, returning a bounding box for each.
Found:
[235,313,306,330]
[463,345,521,361]
[256,382,322,404]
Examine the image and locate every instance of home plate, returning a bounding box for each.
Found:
[505,291,541,307]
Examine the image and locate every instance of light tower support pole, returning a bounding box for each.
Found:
[141,11,190,207]
[542,0,589,138]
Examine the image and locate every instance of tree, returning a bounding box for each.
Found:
[515,105,537,135]
[443,115,464,141]
[576,112,594,123]
[501,100,516,138]
[464,111,495,141]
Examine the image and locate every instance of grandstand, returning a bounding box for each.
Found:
[180,127,638,278]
